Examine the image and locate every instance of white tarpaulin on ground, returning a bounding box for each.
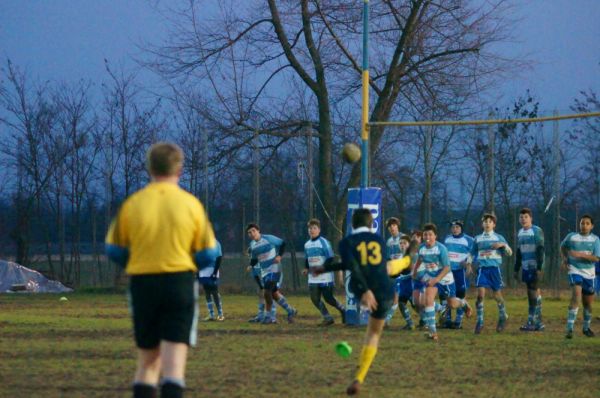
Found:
[0,260,73,293]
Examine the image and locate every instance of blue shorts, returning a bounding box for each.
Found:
[452,269,469,296]
[436,282,456,299]
[568,274,596,296]
[395,277,413,301]
[521,269,539,290]
[596,275,600,295]
[198,276,219,286]
[412,279,426,293]
[476,267,504,291]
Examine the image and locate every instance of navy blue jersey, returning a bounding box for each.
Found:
[338,228,395,303]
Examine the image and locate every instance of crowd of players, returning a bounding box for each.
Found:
[106,141,600,397]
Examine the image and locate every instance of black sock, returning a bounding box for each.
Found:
[161,382,184,398]
[133,383,157,398]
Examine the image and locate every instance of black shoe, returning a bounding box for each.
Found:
[583,328,595,337]
[346,380,361,396]
[565,330,573,339]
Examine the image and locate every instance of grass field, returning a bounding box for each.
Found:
[0,292,599,398]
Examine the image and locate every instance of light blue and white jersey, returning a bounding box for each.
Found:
[561,232,600,279]
[517,225,544,271]
[249,234,283,278]
[304,236,335,284]
[198,240,222,278]
[472,232,510,268]
[416,242,453,285]
[443,234,474,271]
[386,234,405,260]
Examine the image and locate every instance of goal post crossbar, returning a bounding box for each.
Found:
[367,112,600,128]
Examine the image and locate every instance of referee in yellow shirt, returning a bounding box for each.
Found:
[106,142,218,398]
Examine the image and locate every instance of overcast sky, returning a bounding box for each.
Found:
[1,0,599,114]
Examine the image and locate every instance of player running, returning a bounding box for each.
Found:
[302,219,345,325]
[247,224,297,324]
[443,219,474,329]
[561,214,600,339]
[514,208,546,331]
[471,213,513,334]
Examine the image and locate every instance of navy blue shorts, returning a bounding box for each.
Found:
[395,277,413,301]
[412,279,426,293]
[435,282,456,299]
[452,269,469,297]
[476,267,504,291]
[521,269,539,290]
[596,275,600,295]
[262,272,282,292]
[198,276,219,286]
[568,274,595,296]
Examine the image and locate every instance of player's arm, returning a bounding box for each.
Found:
[429,265,450,287]
[339,240,370,298]
[105,211,129,269]
[535,229,545,272]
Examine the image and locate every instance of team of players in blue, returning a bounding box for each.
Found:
[201,209,598,340]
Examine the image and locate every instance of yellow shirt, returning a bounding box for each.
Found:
[105,181,216,275]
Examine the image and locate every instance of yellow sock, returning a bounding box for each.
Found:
[354,345,378,383]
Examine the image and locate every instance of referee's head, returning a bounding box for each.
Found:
[146,142,184,177]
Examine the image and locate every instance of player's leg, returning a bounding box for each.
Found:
[398,278,414,329]
[424,285,439,340]
[159,341,189,398]
[582,278,595,337]
[263,280,275,323]
[130,275,161,397]
[321,284,345,323]
[566,279,581,338]
[249,275,266,322]
[347,308,388,395]
[212,285,224,321]
[270,274,297,323]
[475,286,486,334]
[310,284,332,324]
[493,288,508,332]
[385,291,399,325]
[453,269,468,328]
[158,272,198,398]
[202,284,215,321]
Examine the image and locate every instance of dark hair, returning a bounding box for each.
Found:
[400,235,411,244]
[246,223,260,232]
[581,214,594,225]
[307,218,321,228]
[411,230,422,239]
[352,209,373,229]
[519,208,533,217]
[482,213,497,223]
[386,217,400,228]
[423,223,437,235]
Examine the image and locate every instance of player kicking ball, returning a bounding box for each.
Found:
[312,209,412,395]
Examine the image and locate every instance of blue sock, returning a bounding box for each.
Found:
[455,307,464,325]
[497,301,507,320]
[527,305,535,324]
[476,301,484,324]
[276,296,293,313]
[386,303,398,322]
[206,301,214,317]
[425,306,436,333]
[566,308,578,332]
[258,302,265,317]
[445,306,452,322]
[583,309,592,330]
[216,294,223,316]
[535,296,543,323]
[400,303,412,325]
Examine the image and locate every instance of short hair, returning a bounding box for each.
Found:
[482,213,497,223]
[423,223,437,235]
[307,218,321,228]
[581,214,594,225]
[386,217,400,228]
[352,209,373,229]
[400,235,411,244]
[519,208,533,217]
[246,223,260,232]
[146,142,184,176]
[411,230,422,239]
